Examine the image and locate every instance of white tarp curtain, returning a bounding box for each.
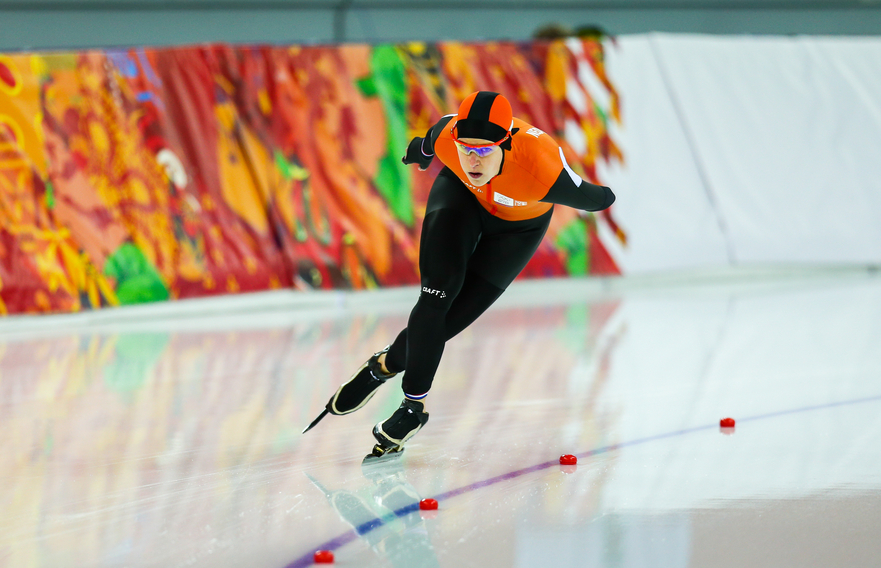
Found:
[593,34,881,273]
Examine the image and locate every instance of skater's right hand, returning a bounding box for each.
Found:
[402,137,434,171]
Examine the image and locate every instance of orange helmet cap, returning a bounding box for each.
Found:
[454,91,513,143]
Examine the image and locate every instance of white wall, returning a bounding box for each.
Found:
[597,34,881,273]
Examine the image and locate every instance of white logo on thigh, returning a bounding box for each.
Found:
[422,287,447,299]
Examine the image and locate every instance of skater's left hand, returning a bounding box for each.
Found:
[402,137,434,171]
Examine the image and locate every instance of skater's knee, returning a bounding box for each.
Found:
[419,283,461,312]
[420,284,452,307]
[419,269,465,310]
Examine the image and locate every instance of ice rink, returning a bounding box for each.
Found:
[2,269,881,568]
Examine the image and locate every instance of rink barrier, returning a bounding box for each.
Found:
[0,39,622,316]
[0,264,873,339]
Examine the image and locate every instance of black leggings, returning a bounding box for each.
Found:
[383,169,553,396]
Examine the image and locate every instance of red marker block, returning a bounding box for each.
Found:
[560,454,578,466]
[314,550,334,564]
[720,417,735,428]
[419,498,438,511]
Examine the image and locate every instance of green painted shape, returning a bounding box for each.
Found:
[275,150,294,180]
[274,151,310,242]
[45,179,55,209]
[356,75,378,98]
[594,101,608,126]
[361,45,414,227]
[103,242,169,305]
[554,217,590,276]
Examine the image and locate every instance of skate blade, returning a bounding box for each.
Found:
[302,408,329,434]
[362,444,404,466]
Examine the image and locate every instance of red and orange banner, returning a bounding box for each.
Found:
[0,40,622,315]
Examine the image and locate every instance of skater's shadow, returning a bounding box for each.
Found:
[305,460,441,567]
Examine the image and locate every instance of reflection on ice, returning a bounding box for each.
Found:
[298,460,441,568]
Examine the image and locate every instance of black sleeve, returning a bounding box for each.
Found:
[539,169,616,212]
[422,115,455,155]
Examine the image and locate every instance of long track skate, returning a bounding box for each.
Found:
[362,398,427,464]
[302,346,395,434]
[302,409,329,434]
[362,442,405,465]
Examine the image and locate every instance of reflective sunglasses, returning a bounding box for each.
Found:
[451,127,510,158]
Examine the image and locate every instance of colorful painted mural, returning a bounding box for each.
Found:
[0,40,624,315]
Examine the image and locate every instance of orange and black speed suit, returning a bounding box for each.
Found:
[382,115,616,398]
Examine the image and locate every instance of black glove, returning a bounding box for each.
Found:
[401,137,434,171]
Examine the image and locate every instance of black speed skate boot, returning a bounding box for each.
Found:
[365,398,429,460]
[303,346,397,433]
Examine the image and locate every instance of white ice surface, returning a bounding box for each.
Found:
[2,267,880,568]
